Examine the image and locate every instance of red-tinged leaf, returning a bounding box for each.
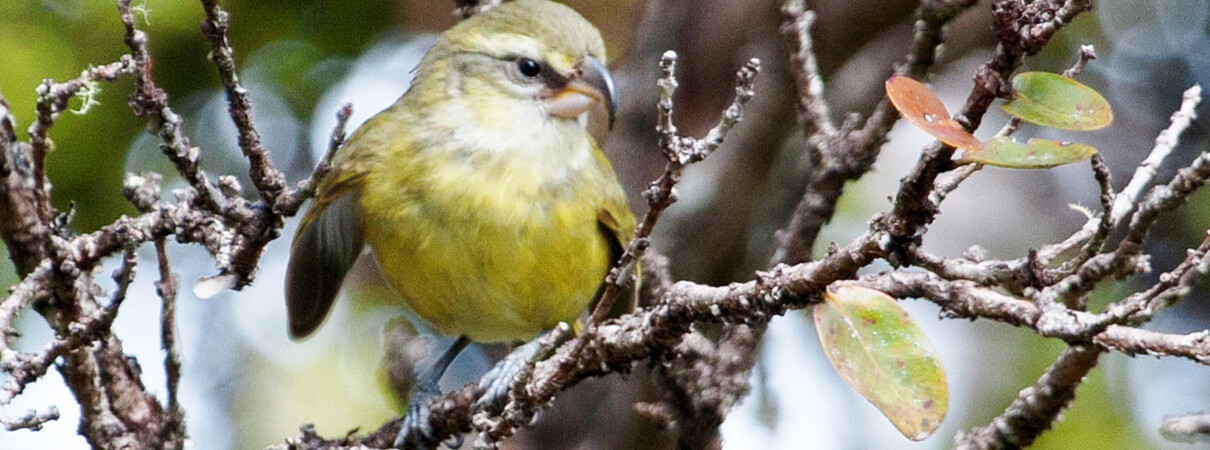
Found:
[1002,72,1113,130]
[814,286,948,441]
[961,136,1097,169]
[885,76,982,150]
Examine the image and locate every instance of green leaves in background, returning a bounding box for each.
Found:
[814,286,948,441]
[959,137,1097,169]
[1002,71,1113,130]
[885,76,982,150]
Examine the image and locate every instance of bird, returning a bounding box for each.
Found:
[283,0,633,446]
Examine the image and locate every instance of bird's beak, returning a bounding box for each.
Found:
[544,56,617,129]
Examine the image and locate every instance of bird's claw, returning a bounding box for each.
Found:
[395,336,473,449]
[473,362,514,414]
[395,383,462,449]
[474,338,543,413]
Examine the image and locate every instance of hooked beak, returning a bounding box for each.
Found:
[543,56,618,129]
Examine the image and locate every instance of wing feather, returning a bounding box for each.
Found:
[285,191,365,339]
[590,197,638,317]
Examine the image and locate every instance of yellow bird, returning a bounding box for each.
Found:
[284,0,633,446]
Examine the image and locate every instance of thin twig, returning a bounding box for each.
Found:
[28,61,132,219]
[1112,84,1202,225]
[781,0,836,137]
[0,406,60,432]
[910,247,1034,294]
[954,346,1103,449]
[199,0,288,208]
[1095,327,1210,366]
[1061,44,1096,78]
[1072,155,1115,269]
[0,262,52,349]
[119,0,225,215]
[1104,230,1210,325]
[276,103,353,215]
[1161,412,1210,443]
[588,54,760,325]
[155,238,186,447]
[928,163,981,212]
[1,248,135,409]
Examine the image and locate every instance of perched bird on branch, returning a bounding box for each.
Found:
[284,0,632,446]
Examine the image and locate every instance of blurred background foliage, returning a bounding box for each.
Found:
[1,0,1208,449]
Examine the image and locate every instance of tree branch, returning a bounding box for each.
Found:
[10,0,1210,448]
[1161,412,1210,443]
[155,238,186,447]
[954,346,1103,449]
[198,0,288,209]
[589,53,760,325]
[275,103,352,216]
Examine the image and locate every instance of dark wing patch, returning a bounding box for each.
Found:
[587,207,635,318]
[285,193,365,339]
[598,213,627,267]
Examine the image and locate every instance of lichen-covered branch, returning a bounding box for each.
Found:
[1161,412,1210,443]
[0,250,133,431]
[8,0,1210,448]
[0,0,355,445]
[954,346,1103,449]
[781,1,834,139]
[1096,327,1210,365]
[155,238,186,447]
[774,0,978,266]
[199,0,288,208]
[589,53,760,325]
[276,103,353,215]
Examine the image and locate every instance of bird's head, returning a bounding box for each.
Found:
[411,0,617,130]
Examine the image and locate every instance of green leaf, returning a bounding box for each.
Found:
[961,137,1097,169]
[885,76,982,150]
[814,286,948,441]
[1002,72,1113,130]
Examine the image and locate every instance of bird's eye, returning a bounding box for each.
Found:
[516,58,541,77]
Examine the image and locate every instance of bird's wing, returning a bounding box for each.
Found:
[590,192,639,317]
[597,201,633,266]
[284,164,368,339]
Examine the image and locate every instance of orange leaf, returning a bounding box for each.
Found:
[885,76,982,150]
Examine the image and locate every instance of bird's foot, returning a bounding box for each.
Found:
[394,382,464,449]
[474,338,544,414]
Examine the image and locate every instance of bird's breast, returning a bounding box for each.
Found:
[359,136,614,342]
